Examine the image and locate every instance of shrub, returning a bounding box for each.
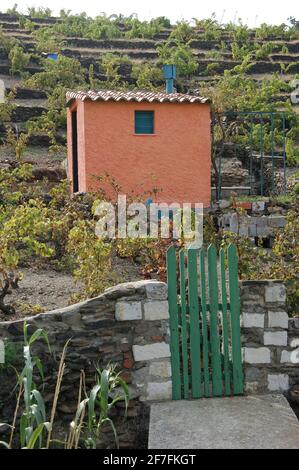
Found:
[67,219,114,299]
[131,63,162,89]
[169,20,196,42]
[32,27,65,53]
[8,45,30,76]
[125,17,165,39]
[99,53,130,87]
[157,40,198,77]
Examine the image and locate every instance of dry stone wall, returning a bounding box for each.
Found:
[0,278,298,447]
[0,280,172,448]
[241,280,299,394]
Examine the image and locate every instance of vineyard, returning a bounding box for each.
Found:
[0,6,299,451]
[0,7,298,318]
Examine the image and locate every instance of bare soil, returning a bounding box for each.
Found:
[0,255,142,322]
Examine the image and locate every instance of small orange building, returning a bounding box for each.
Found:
[66,89,211,207]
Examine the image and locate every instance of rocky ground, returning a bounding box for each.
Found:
[0,256,142,322]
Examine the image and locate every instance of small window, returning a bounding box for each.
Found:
[135,111,154,134]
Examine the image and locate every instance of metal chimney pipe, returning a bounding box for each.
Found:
[163,64,177,93]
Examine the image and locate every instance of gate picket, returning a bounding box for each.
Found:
[179,249,189,399]
[227,244,244,395]
[166,245,181,399]
[187,249,202,398]
[207,245,223,396]
[199,249,210,397]
[220,248,231,395]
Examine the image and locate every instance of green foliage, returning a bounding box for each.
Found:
[17,321,51,448]
[27,7,52,18]
[8,45,30,76]
[5,126,30,160]
[32,27,65,53]
[83,365,129,449]
[125,17,165,39]
[27,110,64,152]
[25,55,86,93]
[18,17,36,31]
[169,20,195,42]
[24,55,87,144]
[0,322,128,449]
[194,15,221,40]
[205,50,223,60]
[0,26,19,54]
[99,53,130,87]
[5,4,19,16]
[205,63,219,76]
[231,42,253,61]
[254,42,275,60]
[0,340,22,371]
[131,62,162,89]
[67,219,114,299]
[255,23,295,40]
[0,92,16,125]
[52,13,121,40]
[199,69,291,113]
[157,40,198,77]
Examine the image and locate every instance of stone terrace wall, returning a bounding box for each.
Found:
[0,278,298,447]
[241,280,299,394]
[0,280,172,448]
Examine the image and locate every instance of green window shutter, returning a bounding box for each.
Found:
[135,111,154,134]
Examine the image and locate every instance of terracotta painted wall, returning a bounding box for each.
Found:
[67,100,211,206]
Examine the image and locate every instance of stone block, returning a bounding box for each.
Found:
[256,223,270,237]
[244,347,271,364]
[268,310,289,329]
[149,360,172,378]
[144,301,169,321]
[115,301,142,321]
[267,216,286,228]
[145,381,172,401]
[252,201,265,212]
[245,367,264,382]
[133,342,170,362]
[267,374,289,392]
[281,349,299,364]
[265,283,286,303]
[248,224,257,237]
[238,224,249,236]
[290,338,299,348]
[264,331,287,346]
[219,199,231,210]
[245,381,259,394]
[242,313,264,328]
[144,281,167,300]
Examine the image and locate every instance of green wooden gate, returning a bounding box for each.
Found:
[167,243,243,400]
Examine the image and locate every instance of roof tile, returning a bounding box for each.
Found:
[66,89,209,105]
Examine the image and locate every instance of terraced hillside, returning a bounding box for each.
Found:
[0,11,298,194]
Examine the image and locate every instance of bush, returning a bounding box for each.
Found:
[8,45,30,76]
[169,21,195,42]
[131,63,162,89]
[157,40,198,77]
[125,17,165,39]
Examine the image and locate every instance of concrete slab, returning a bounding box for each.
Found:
[148,395,299,449]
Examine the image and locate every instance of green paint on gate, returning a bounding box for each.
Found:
[167,243,244,400]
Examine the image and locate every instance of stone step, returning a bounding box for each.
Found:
[149,395,299,449]
[212,186,252,198]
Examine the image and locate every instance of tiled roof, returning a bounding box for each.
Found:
[66,89,209,105]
